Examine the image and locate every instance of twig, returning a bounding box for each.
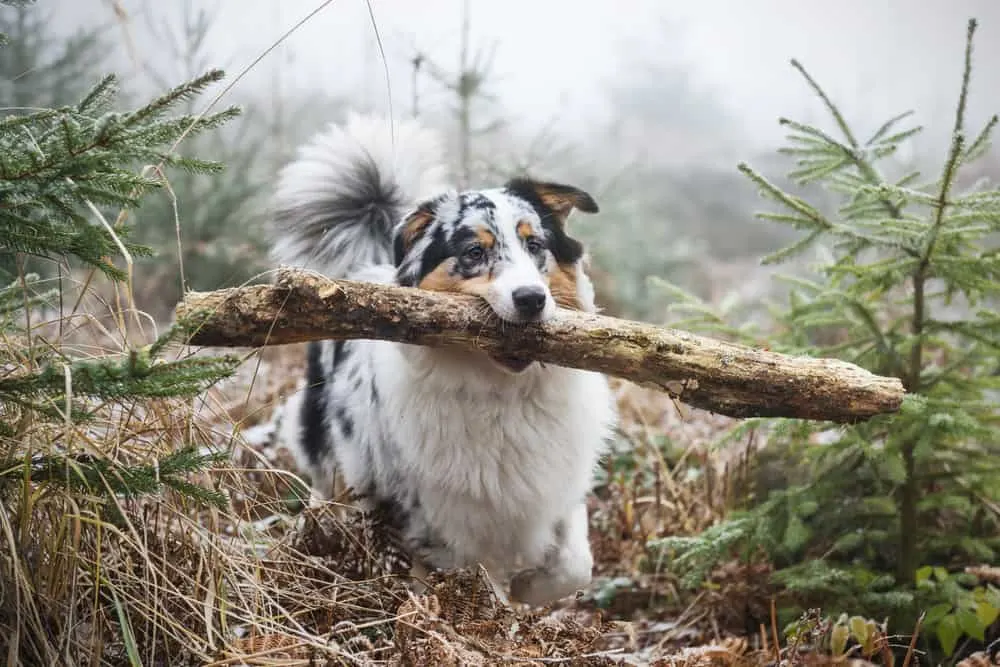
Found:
[770,598,781,665]
[900,613,923,667]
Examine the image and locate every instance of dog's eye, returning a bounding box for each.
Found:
[525,238,545,255]
[462,245,485,262]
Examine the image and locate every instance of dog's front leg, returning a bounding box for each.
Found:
[508,502,593,606]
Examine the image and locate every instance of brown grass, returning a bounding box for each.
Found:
[0,6,923,662]
[0,261,777,665]
[3,253,942,667]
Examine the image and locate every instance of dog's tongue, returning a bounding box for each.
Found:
[490,353,533,373]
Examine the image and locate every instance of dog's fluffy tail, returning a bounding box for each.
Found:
[269,113,449,279]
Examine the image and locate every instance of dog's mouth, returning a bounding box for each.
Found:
[488,353,534,374]
[484,306,548,373]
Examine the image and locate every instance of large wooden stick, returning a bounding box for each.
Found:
[175,268,905,423]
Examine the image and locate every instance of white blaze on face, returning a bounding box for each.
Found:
[483,195,555,323]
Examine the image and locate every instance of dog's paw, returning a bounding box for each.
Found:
[510,566,588,607]
[509,567,546,606]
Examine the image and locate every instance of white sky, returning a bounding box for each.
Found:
[57,0,1000,155]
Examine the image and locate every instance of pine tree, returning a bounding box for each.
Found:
[0,4,247,659]
[0,0,240,547]
[651,18,1000,661]
[0,0,112,280]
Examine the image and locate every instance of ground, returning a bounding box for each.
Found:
[185,343,807,665]
[6,305,999,665]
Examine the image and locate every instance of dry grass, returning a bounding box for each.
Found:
[7,255,965,667]
[0,260,782,666]
[0,5,933,662]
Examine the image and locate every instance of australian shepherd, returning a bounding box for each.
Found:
[268,113,617,606]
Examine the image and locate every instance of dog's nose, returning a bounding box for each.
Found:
[512,286,547,317]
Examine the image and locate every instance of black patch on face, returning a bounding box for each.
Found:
[456,192,496,216]
[450,225,493,276]
[503,179,585,265]
[524,236,548,270]
[393,195,450,270]
[400,220,494,286]
[395,193,501,286]
[301,341,329,465]
[415,224,453,285]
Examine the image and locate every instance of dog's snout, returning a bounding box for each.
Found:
[512,286,547,318]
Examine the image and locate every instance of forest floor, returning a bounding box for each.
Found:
[182,342,838,666]
[10,285,995,666]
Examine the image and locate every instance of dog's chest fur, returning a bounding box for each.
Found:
[324,336,615,573]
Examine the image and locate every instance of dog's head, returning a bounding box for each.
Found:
[392,177,599,371]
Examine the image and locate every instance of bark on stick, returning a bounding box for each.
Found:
[175,268,905,423]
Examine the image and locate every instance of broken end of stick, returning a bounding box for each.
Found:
[642,357,905,424]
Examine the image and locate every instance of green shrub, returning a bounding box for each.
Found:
[651,18,1000,662]
[0,22,243,656]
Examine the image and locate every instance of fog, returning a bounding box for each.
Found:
[58,0,1000,155]
[22,0,1000,317]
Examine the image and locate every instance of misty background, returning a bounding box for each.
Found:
[14,0,1000,320]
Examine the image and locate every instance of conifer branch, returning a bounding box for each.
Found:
[176,269,906,424]
[964,114,998,161]
[12,446,229,508]
[791,59,860,148]
[865,110,916,146]
[651,17,1000,642]
[0,70,240,280]
[786,61,919,236]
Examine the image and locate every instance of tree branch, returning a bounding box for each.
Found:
[175,269,905,423]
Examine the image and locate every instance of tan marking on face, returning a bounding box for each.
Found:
[475,227,496,249]
[546,262,582,310]
[417,259,492,297]
[516,220,534,240]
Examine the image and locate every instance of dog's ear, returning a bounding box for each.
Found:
[504,177,599,226]
[392,201,436,266]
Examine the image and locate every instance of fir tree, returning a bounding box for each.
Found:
[0,6,257,661]
[0,1,241,510]
[652,18,1000,661]
[0,0,112,280]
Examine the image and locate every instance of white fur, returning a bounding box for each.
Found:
[479,190,559,322]
[269,114,617,605]
[270,112,449,277]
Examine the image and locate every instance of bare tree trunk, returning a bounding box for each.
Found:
[457,0,472,189]
[175,269,905,423]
